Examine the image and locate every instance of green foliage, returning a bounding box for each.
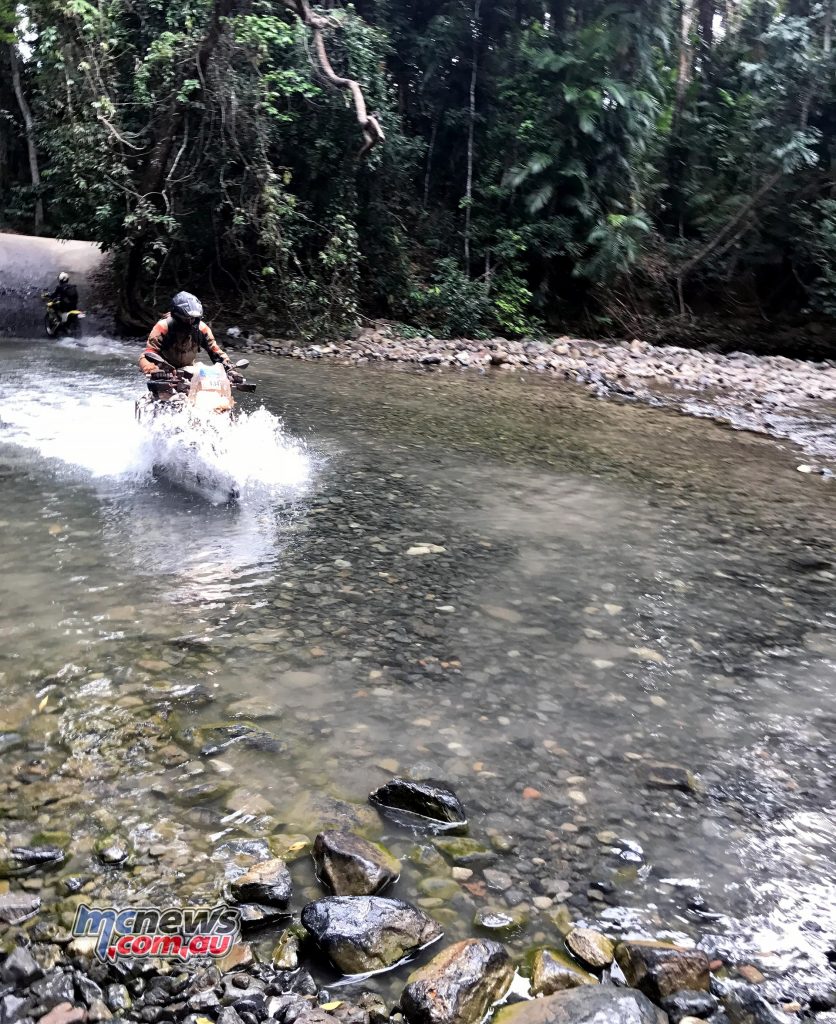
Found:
[5,0,836,334]
[576,214,651,282]
[411,259,492,338]
[795,199,836,317]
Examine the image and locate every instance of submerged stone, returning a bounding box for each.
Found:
[473,907,527,939]
[268,833,312,861]
[95,835,129,866]
[301,895,442,974]
[710,979,787,1024]
[643,763,701,793]
[401,938,514,1024]
[284,792,380,836]
[431,837,496,868]
[0,890,41,925]
[272,927,304,969]
[0,844,66,877]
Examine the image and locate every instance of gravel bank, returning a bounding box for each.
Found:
[232,326,836,464]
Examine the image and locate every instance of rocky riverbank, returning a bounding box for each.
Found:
[229,325,836,465]
[3,770,834,1024]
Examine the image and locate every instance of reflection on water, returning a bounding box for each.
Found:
[0,339,834,997]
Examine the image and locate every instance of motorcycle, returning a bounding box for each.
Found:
[135,352,257,502]
[42,294,86,339]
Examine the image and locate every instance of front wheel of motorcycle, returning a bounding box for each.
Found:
[45,315,56,338]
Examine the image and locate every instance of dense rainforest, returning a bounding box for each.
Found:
[2,0,836,344]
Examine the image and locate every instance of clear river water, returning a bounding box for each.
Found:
[0,335,834,1003]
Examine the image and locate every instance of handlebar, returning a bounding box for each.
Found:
[146,374,256,394]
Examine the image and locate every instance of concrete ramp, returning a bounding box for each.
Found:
[0,232,105,337]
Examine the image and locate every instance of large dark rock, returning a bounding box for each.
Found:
[1,946,41,984]
[31,969,76,1010]
[529,949,596,995]
[301,896,442,974]
[313,831,400,896]
[660,989,717,1023]
[615,941,710,999]
[369,779,466,832]
[230,859,292,909]
[492,986,668,1024]
[400,939,513,1024]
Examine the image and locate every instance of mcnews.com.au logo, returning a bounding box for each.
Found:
[72,904,241,962]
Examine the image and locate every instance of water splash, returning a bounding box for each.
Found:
[0,357,315,503]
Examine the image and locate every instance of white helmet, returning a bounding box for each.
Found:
[58,272,69,283]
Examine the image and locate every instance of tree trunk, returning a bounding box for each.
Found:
[698,0,714,57]
[549,0,567,33]
[463,0,481,270]
[675,0,696,125]
[7,43,44,233]
[666,0,697,239]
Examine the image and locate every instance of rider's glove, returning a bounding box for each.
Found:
[223,362,244,384]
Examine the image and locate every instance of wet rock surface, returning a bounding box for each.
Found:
[492,985,667,1024]
[565,928,614,970]
[528,948,596,995]
[616,942,710,999]
[230,858,292,909]
[660,989,718,1022]
[400,939,513,1024]
[301,896,443,973]
[369,780,467,831]
[313,831,400,896]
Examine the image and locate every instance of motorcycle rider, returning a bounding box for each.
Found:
[139,291,244,384]
[47,272,79,312]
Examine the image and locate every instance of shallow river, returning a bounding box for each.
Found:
[0,336,834,1000]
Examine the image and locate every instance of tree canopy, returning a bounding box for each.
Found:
[3,0,836,343]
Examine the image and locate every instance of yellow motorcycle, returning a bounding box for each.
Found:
[42,294,86,339]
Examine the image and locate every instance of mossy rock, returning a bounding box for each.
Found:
[417,876,461,900]
[407,845,447,871]
[527,948,597,995]
[546,904,574,936]
[565,928,614,970]
[30,831,71,851]
[431,837,497,868]
[272,925,306,969]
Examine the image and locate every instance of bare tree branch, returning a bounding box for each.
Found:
[280,0,384,157]
[7,43,44,231]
